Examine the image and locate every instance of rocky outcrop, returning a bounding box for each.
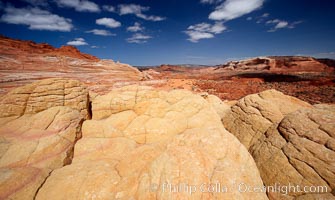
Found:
[0,79,87,199]
[0,35,143,95]
[222,89,312,150]
[250,104,335,199]
[1,78,334,199]
[222,90,335,198]
[0,78,89,119]
[215,56,333,72]
[35,85,267,200]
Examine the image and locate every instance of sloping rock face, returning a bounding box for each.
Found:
[0,79,88,199]
[251,104,335,199]
[0,35,143,95]
[36,85,267,200]
[222,89,312,150]
[222,90,335,198]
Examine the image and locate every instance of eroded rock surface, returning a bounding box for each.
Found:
[222,89,312,150]
[36,85,267,200]
[222,89,335,199]
[0,78,89,119]
[0,79,87,199]
[250,104,335,199]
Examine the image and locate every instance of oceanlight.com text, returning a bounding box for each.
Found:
[150,182,328,195]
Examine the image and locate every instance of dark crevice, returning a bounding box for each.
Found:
[33,170,52,200]
[87,94,92,120]
[64,117,84,165]
[34,110,86,198]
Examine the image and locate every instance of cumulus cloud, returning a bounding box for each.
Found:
[1,6,73,31]
[266,19,302,32]
[86,29,115,36]
[55,0,100,12]
[126,33,152,44]
[102,5,115,12]
[275,21,288,29]
[67,38,88,46]
[185,22,226,42]
[118,4,165,21]
[119,4,148,15]
[209,0,264,21]
[96,18,121,28]
[127,22,144,32]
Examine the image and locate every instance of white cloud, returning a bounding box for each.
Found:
[255,13,270,23]
[262,13,269,18]
[185,22,226,42]
[274,21,288,29]
[126,33,152,44]
[288,20,303,28]
[118,4,165,21]
[102,5,115,12]
[67,38,88,46]
[210,22,226,33]
[209,0,264,21]
[56,0,100,12]
[1,6,73,31]
[186,32,214,43]
[266,19,280,24]
[200,0,214,4]
[96,18,121,28]
[91,45,99,48]
[247,17,252,21]
[266,19,302,32]
[86,29,115,36]
[200,0,223,4]
[127,22,144,32]
[119,4,148,15]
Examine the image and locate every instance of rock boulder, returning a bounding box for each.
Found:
[250,104,335,198]
[0,79,87,199]
[36,85,268,200]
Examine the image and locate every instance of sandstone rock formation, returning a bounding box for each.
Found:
[0,35,143,95]
[0,79,88,199]
[0,78,89,119]
[222,90,335,198]
[215,56,333,72]
[222,89,312,150]
[250,104,335,199]
[35,85,268,200]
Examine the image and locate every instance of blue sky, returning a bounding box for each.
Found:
[0,0,334,66]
